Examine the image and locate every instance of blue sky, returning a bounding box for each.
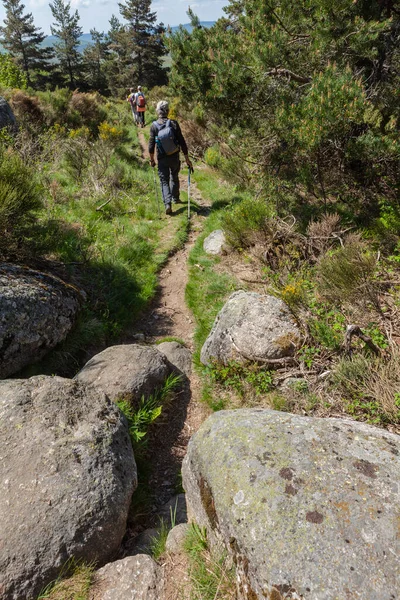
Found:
[0,0,226,35]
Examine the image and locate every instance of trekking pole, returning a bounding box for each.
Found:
[187,166,191,220]
[152,167,161,219]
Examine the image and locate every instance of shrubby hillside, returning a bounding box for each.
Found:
[166,0,400,429]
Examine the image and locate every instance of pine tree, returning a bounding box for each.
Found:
[104,15,129,96]
[83,29,109,93]
[0,0,52,86]
[49,0,82,88]
[118,0,167,88]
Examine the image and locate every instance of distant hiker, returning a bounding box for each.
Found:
[149,100,193,215]
[127,87,138,125]
[136,86,146,128]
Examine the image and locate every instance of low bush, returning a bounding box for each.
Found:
[204,144,222,168]
[221,197,272,249]
[10,90,44,131]
[0,150,43,259]
[316,237,380,310]
[332,352,400,425]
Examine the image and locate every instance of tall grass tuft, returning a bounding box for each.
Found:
[37,558,94,600]
[184,523,236,600]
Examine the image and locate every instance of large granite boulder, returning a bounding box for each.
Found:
[0,97,17,132]
[90,555,163,600]
[0,264,83,378]
[0,376,137,600]
[75,344,171,404]
[183,409,400,600]
[200,291,301,366]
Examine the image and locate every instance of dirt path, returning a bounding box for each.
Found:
[122,130,212,553]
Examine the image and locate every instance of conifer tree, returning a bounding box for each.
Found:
[104,15,129,95]
[83,29,109,93]
[49,0,82,88]
[0,0,52,86]
[118,0,167,88]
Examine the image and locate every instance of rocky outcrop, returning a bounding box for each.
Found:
[200,291,301,366]
[157,341,192,377]
[0,97,17,132]
[203,229,226,255]
[183,409,400,600]
[90,555,163,600]
[0,264,83,378]
[0,376,136,600]
[75,344,171,404]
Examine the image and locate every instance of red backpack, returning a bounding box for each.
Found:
[137,94,146,108]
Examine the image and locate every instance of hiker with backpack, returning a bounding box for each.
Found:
[136,86,146,128]
[127,87,138,125]
[149,100,193,215]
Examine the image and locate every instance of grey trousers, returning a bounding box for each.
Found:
[157,152,180,206]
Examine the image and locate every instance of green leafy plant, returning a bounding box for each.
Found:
[117,373,181,451]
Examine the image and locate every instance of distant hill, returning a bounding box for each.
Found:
[0,23,215,55]
[169,21,215,34]
[41,33,93,54]
[40,22,215,54]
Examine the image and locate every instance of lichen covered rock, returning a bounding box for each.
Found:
[200,291,301,366]
[0,264,83,378]
[0,376,137,600]
[183,409,400,599]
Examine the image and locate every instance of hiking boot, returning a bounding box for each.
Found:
[165,204,172,215]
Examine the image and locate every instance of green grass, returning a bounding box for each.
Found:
[156,336,187,346]
[17,105,189,377]
[185,168,246,365]
[183,523,236,600]
[37,559,94,600]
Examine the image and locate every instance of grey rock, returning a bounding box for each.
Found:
[203,229,226,255]
[126,528,159,556]
[90,555,162,600]
[200,291,301,366]
[0,97,17,133]
[157,342,192,376]
[75,344,171,404]
[182,409,400,600]
[166,523,189,554]
[0,375,137,600]
[0,263,83,378]
[158,493,188,526]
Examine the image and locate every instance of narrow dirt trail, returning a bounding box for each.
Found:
[122,130,212,546]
